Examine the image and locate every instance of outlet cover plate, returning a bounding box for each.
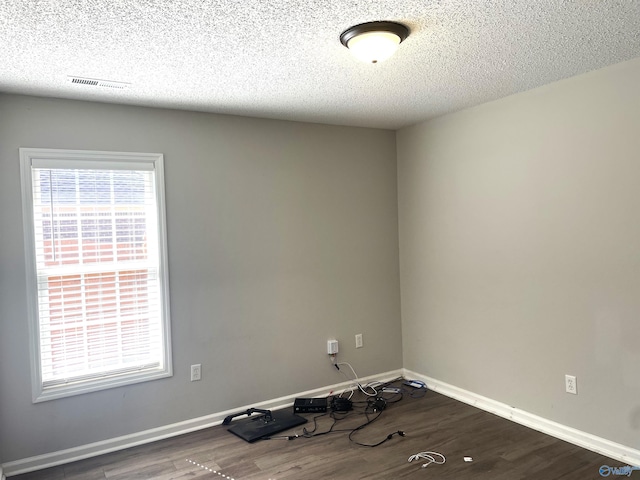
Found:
[191,364,202,382]
[565,374,577,394]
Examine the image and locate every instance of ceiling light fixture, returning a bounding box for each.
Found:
[340,21,409,64]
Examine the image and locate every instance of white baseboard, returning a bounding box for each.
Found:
[8,368,635,477]
[403,369,640,467]
[1,369,402,477]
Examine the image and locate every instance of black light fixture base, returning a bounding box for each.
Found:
[340,21,410,47]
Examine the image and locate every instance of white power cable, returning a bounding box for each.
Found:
[336,362,379,397]
[408,451,446,468]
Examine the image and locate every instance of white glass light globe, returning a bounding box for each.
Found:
[347,31,402,63]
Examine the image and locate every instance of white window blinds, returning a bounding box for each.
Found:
[20,149,172,402]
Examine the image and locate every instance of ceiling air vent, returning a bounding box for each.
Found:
[67,76,130,89]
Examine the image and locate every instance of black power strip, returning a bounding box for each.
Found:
[330,397,353,412]
[369,397,386,412]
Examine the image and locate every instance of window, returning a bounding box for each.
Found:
[20,148,172,402]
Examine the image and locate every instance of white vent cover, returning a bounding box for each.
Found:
[67,76,130,89]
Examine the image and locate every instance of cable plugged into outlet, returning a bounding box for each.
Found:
[327,339,339,355]
[565,374,577,394]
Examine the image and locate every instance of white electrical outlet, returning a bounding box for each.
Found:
[355,333,363,348]
[191,364,202,381]
[327,339,339,355]
[565,374,577,394]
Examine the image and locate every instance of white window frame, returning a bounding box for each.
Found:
[20,148,172,402]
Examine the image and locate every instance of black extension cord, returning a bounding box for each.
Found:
[350,429,406,447]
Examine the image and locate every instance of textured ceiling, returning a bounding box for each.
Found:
[1,1,640,129]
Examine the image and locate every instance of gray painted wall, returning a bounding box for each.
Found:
[0,94,402,461]
[397,57,640,448]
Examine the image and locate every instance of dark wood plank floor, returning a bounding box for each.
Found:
[11,381,627,479]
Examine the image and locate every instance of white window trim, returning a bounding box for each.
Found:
[20,148,173,403]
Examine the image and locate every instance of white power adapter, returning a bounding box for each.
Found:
[327,339,339,355]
